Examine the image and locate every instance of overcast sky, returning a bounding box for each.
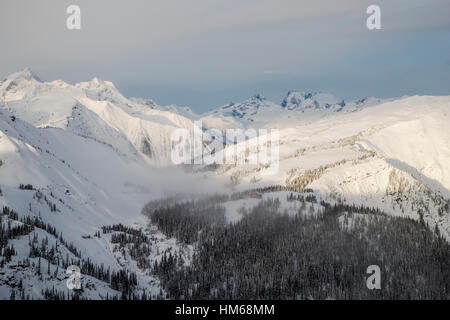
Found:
[1,0,450,112]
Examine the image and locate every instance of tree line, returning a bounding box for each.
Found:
[149,196,450,299]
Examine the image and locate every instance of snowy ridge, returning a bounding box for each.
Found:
[281,91,345,111]
[206,94,281,126]
[0,69,201,165]
[203,91,387,128]
[281,91,384,114]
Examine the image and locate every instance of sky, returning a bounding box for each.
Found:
[1,0,450,112]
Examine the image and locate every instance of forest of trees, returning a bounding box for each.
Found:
[147,195,450,299]
[1,206,144,300]
[3,189,450,300]
[102,224,152,270]
[145,198,227,244]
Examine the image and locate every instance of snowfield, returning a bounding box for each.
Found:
[0,68,449,299]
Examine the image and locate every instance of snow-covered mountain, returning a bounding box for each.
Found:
[0,69,218,299]
[281,91,383,114]
[196,95,450,241]
[129,97,198,120]
[1,68,449,299]
[281,91,345,111]
[0,68,201,164]
[202,91,386,128]
[205,94,281,125]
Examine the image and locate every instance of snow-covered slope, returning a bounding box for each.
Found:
[0,69,225,299]
[0,69,201,165]
[130,97,198,120]
[198,95,450,240]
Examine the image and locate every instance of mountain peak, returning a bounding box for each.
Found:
[251,93,266,101]
[76,77,119,95]
[281,90,344,111]
[89,77,116,87]
[91,77,102,84]
[87,77,115,88]
[6,67,42,83]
